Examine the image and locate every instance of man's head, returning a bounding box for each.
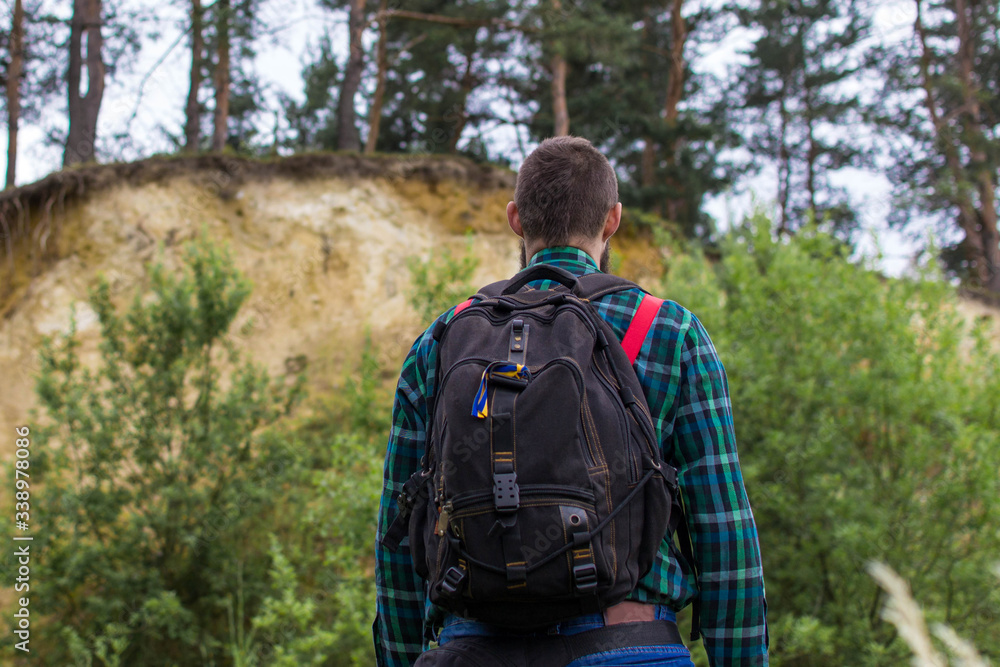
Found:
[507,136,622,271]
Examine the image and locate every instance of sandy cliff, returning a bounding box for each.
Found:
[0,154,669,462]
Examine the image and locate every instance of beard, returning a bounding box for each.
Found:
[519,240,613,273]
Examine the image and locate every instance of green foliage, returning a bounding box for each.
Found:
[342,333,393,436]
[246,337,389,666]
[8,230,306,665]
[362,0,513,155]
[406,239,481,322]
[664,213,1000,665]
[237,538,340,666]
[282,33,341,152]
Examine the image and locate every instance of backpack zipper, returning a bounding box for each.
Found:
[448,484,596,511]
[592,358,638,484]
[438,304,599,350]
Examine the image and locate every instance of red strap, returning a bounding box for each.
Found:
[454,299,473,316]
[621,294,663,364]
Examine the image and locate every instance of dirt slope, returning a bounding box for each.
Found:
[0,154,670,463]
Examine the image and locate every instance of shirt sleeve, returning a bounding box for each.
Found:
[373,337,432,666]
[671,314,769,666]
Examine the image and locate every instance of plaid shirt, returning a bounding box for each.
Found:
[374,246,768,666]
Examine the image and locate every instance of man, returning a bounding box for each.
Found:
[374,136,768,666]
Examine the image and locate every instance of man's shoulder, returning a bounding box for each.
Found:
[648,294,697,334]
[590,276,696,336]
[406,302,465,361]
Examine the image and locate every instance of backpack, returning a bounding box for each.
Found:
[383,264,683,630]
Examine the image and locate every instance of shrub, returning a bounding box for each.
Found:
[664,214,1000,665]
[5,230,305,665]
[406,238,480,322]
[245,335,390,666]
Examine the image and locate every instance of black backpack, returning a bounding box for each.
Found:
[383,265,683,630]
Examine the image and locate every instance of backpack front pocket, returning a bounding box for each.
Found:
[446,486,608,600]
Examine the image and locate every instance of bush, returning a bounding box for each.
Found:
[664,214,1000,665]
[5,230,306,665]
[406,238,480,322]
[244,335,390,666]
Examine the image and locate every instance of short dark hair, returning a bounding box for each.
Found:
[514,136,618,245]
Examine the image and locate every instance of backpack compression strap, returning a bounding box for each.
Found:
[621,294,663,364]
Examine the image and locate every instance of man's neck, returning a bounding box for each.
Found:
[521,241,611,273]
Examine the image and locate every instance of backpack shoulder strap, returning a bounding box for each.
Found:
[574,272,640,301]
[454,298,474,316]
[621,293,664,364]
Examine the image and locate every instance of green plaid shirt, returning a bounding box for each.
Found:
[374,246,768,666]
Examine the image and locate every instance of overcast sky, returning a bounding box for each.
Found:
[6,0,926,276]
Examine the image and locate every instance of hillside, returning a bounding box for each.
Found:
[0,154,669,461]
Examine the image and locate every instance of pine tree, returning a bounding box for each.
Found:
[211,0,230,151]
[874,0,1000,292]
[521,1,733,239]
[0,0,141,169]
[731,0,870,238]
[282,32,340,151]
[362,0,511,155]
[338,0,367,151]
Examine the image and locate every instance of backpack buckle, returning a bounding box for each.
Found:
[488,372,529,390]
[573,563,598,593]
[440,566,467,597]
[396,491,411,517]
[493,472,520,512]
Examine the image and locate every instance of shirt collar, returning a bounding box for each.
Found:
[527,246,601,276]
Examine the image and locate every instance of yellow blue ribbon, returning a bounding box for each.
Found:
[472,363,530,418]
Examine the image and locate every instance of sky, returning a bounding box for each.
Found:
[5,0,926,277]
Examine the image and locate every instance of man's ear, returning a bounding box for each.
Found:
[507,201,524,239]
[602,203,622,242]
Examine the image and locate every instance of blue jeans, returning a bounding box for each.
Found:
[437,605,695,666]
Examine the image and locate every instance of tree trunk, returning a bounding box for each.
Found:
[549,0,569,137]
[954,0,1000,292]
[364,0,389,154]
[446,49,476,153]
[184,0,204,152]
[662,0,687,222]
[65,0,105,166]
[916,0,998,290]
[777,91,791,235]
[640,5,656,191]
[805,85,817,215]
[5,0,24,186]
[212,0,230,152]
[663,0,686,127]
[338,0,367,151]
[550,54,569,136]
[641,144,656,189]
